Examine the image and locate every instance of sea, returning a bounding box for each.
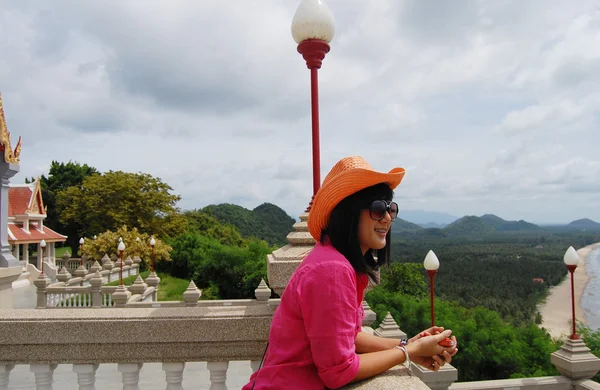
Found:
[581,247,600,331]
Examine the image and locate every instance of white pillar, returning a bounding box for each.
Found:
[37,244,42,270]
[250,361,261,373]
[30,363,57,390]
[163,362,185,390]
[118,363,143,390]
[23,244,29,267]
[50,243,56,264]
[73,364,98,390]
[207,361,229,390]
[0,365,14,390]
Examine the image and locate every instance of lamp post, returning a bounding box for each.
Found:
[118,241,125,286]
[424,250,440,328]
[135,237,140,257]
[150,237,156,273]
[564,246,580,340]
[40,239,46,275]
[79,237,84,267]
[291,0,335,211]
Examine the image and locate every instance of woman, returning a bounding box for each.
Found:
[243,156,458,389]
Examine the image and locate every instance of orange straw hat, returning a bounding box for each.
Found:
[307,156,406,241]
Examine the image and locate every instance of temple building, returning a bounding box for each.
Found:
[7,178,66,270]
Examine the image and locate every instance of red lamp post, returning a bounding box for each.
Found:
[291,0,335,211]
[118,241,125,286]
[150,237,156,273]
[40,239,46,275]
[424,250,440,327]
[564,246,581,340]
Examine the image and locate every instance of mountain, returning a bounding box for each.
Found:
[480,214,542,232]
[420,222,447,229]
[567,218,600,230]
[398,210,459,226]
[392,218,424,233]
[201,203,295,246]
[444,216,496,236]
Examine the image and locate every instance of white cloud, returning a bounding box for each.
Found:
[1,0,600,224]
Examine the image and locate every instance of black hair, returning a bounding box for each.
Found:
[320,182,394,283]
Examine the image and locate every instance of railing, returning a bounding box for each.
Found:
[0,303,275,389]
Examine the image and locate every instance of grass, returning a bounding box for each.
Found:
[55,246,72,258]
[105,271,191,301]
[31,246,72,258]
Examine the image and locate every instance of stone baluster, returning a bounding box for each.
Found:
[183,280,201,307]
[254,279,271,303]
[129,275,148,297]
[207,361,228,390]
[0,365,14,390]
[118,363,143,390]
[73,364,98,390]
[56,267,71,284]
[90,271,103,307]
[89,260,102,274]
[374,312,407,339]
[100,254,110,265]
[163,362,185,390]
[112,284,132,307]
[33,273,50,308]
[552,338,600,380]
[145,272,160,301]
[74,264,88,286]
[362,300,376,327]
[30,363,57,390]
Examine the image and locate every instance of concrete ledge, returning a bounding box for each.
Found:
[577,379,600,390]
[341,365,431,389]
[0,306,275,364]
[449,375,572,390]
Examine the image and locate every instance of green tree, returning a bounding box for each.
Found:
[30,161,98,256]
[183,210,246,247]
[170,232,270,299]
[56,171,184,240]
[82,226,171,266]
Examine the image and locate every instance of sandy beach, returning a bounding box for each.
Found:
[538,243,600,339]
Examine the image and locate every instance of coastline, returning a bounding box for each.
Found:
[538,243,600,339]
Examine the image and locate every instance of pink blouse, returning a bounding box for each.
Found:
[242,241,368,390]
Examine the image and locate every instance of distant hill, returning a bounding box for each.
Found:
[444,216,496,236]
[419,222,448,229]
[392,218,424,233]
[567,218,600,230]
[480,214,542,232]
[399,210,458,226]
[201,203,295,246]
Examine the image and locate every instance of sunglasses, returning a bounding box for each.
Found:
[368,200,399,221]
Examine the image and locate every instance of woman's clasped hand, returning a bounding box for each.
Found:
[406,326,459,372]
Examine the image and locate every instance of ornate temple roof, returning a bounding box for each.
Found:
[0,92,21,164]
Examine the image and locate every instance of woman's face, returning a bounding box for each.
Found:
[357,203,392,255]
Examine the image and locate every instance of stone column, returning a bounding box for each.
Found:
[23,244,29,267]
[267,212,315,296]
[552,338,600,380]
[0,160,22,308]
[0,161,19,268]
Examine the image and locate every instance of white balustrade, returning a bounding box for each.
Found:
[118,363,143,390]
[30,364,57,390]
[0,365,14,390]
[73,364,98,390]
[163,362,185,390]
[207,361,229,390]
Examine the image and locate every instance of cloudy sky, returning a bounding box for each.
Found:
[1,0,599,225]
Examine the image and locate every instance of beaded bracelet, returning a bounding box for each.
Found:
[394,345,410,367]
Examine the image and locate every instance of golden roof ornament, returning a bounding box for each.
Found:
[0,92,22,164]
